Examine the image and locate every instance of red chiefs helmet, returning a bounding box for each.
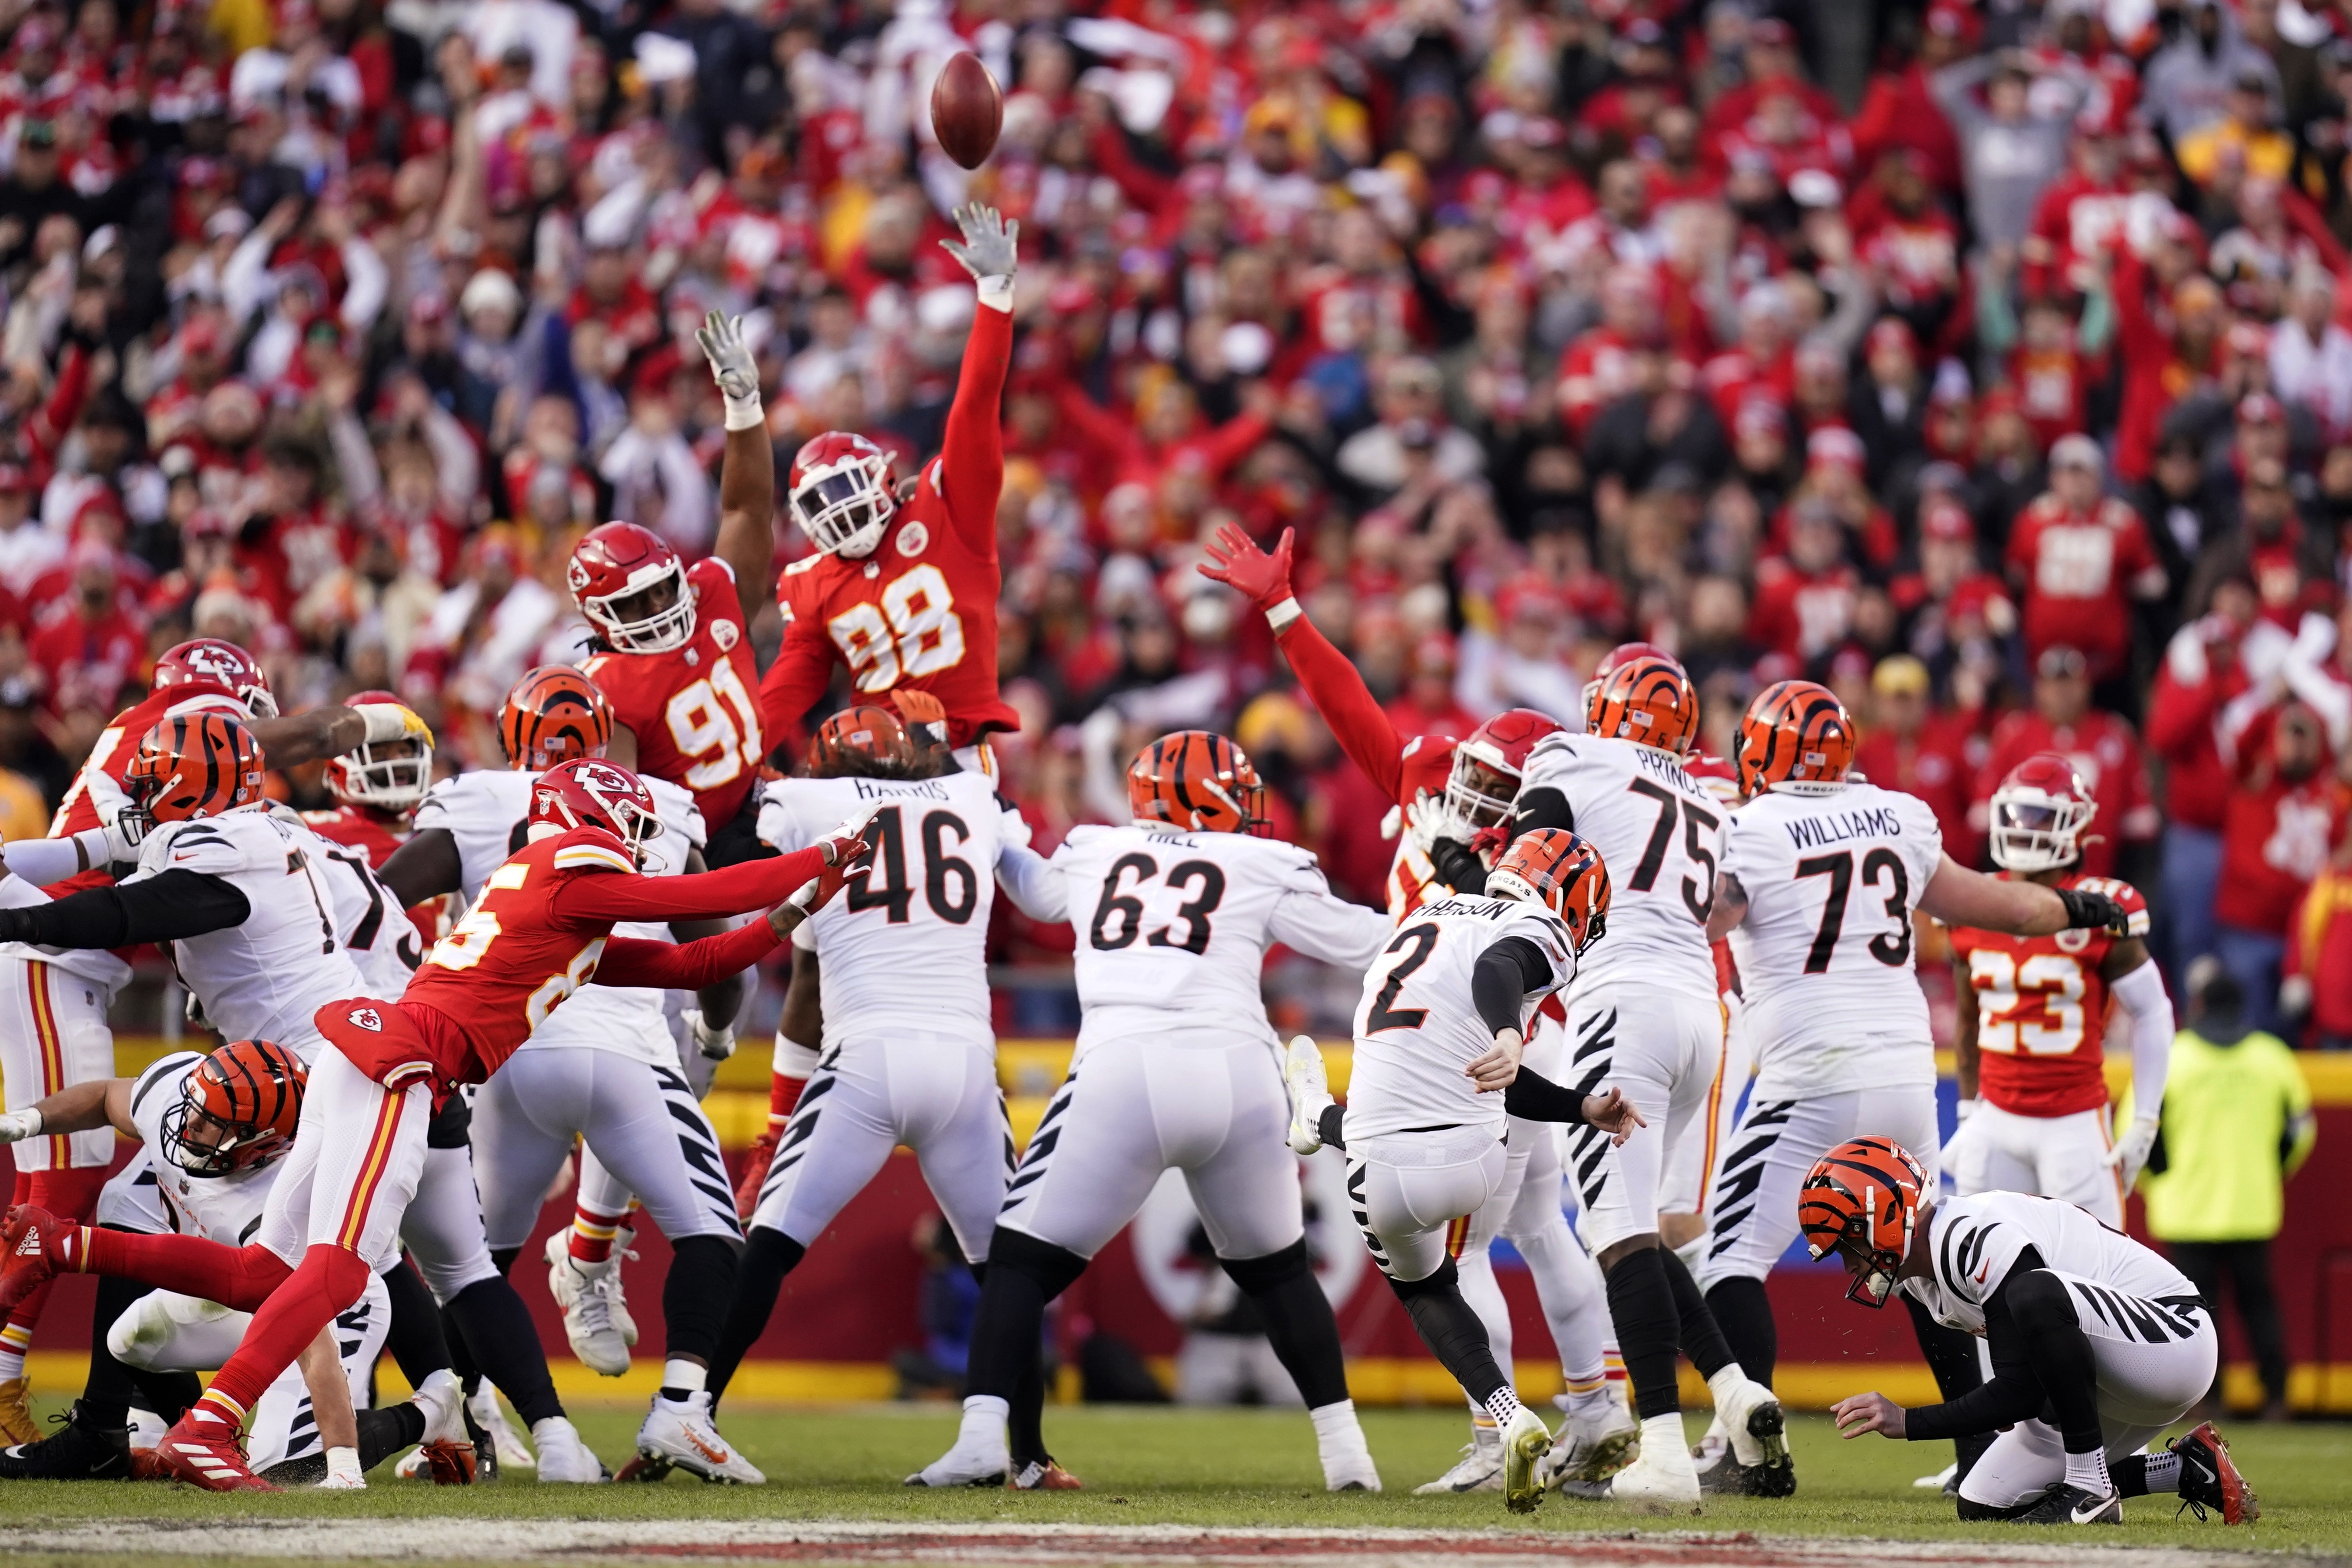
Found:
[1987,752,2098,872]
[567,522,695,654]
[1582,640,1681,722]
[152,637,277,719]
[325,689,434,812]
[1445,709,1564,829]
[529,757,662,867]
[788,432,895,559]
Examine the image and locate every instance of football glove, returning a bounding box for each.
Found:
[2104,1114,2160,1191]
[354,701,435,748]
[0,1106,40,1144]
[1198,522,1297,618]
[684,1007,737,1063]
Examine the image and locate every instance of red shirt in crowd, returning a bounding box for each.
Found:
[1855,716,1980,861]
[2215,721,2351,937]
[2005,493,2162,680]
[1972,708,2158,878]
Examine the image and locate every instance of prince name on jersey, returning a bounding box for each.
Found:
[1347,894,1578,1146]
[581,557,765,832]
[1720,784,1944,1097]
[757,769,1020,1046]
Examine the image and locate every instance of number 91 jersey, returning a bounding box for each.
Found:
[1719,781,1944,1098]
[1947,873,2143,1119]
[757,771,1020,1049]
[581,557,765,832]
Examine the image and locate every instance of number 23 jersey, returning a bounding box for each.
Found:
[1720,782,1943,1098]
[758,770,1020,1049]
[1947,873,2143,1119]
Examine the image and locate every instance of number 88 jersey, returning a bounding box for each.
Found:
[1947,873,2143,1119]
[582,558,765,832]
[1719,781,1945,1099]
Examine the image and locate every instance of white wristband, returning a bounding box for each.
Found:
[353,703,413,746]
[0,1106,43,1143]
[722,396,765,433]
[976,274,1014,311]
[1266,596,1302,632]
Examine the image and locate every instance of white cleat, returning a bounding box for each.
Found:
[1915,1461,1959,1491]
[530,1415,608,1484]
[545,1232,632,1376]
[1283,1035,1333,1156]
[314,1470,366,1490]
[413,1370,465,1448]
[1323,1448,1382,1491]
[470,1384,535,1470]
[1501,1404,1552,1514]
[1543,1394,1640,1487]
[393,1447,429,1479]
[634,1392,764,1484]
[907,1436,1011,1488]
[1414,1424,1503,1493]
[1609,1413,1703,1513]
[1709,1371,1792,1495]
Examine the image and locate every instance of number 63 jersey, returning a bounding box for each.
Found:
[758,771,1023,1049]
[1720,781,1944,1099]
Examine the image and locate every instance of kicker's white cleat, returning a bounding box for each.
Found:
[1414,1422,1504,1493]
[413,1370,465,1449]
[1283,1035,1333,1156]
[635,1392,764,1484]
[1501,1404,1552,1514]
[469,1384,535,1470]
[909,1399,1011,1488]
[546,1232,632,1376]
[530,1415,607,1484]
[1707,1368,1792,1496]
[1609,1413,1702,1513]
[1543,1390,1640,1487]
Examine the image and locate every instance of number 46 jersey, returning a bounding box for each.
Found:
[758,771,1022,1049]
[1720,781,1944,1100]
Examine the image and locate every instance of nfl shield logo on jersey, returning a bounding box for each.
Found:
[897,521,929,558]
[348,1006,384,1032]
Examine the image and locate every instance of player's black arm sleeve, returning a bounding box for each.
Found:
[0,870,251,948]
[378,828,461,908]
[1432,786,1577,895]
[1501,1067,1590,1125]
[1901,1247,2049,1442]
[1429,837,1487,893]
[1511,786,1575,836]
[1472,936,1553,1035]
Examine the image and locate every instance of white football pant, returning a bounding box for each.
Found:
[1696,1083,1941,1290]
[1346,1137,1510,1285]
[1948,1102,2125,1227]
[1559,985,1733,1253]
[0,956,116,1171]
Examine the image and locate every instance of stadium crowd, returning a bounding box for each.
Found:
[0,0,2350,1037]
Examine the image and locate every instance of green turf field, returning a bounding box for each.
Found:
[0,1402,2343,1558]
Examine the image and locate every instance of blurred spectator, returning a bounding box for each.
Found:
[2141,966,2314,1421]
[1972,645,2159,878]
[1855,654,1978,858]
[2005,435,2167,690]
[2148,586,2263,982]
[2213,697,2350,1033]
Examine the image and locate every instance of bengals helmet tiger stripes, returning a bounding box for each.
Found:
[1128,731,1269,836]
[1488,827,1612,953]
[1581,639,1681,719]
[1799,1136,1929,1307]
[160,1037,307,1177]
[1587,653,1699,757]
[1735,679,1856,796]
[118,713,266,847]
[499,665,612,771]
[808,705,916,779]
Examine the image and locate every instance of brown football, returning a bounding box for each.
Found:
[930,52,1002,170]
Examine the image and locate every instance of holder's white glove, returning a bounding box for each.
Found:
[684,1007,737,1062]
[0,1106,42,1144]
[2105,1114,2160,1191]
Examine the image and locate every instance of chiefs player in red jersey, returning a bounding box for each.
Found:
[568,312,778,868]
[303,687,442,947]
[0,757,876,1491]
[1946,754,2172,1229]
[759,205,1021,764]
[0,640,421,1443]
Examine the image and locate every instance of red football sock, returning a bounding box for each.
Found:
[568,1202,629,1266]
[199,1243,372,1419]
[74,1230,293,1313]
[767,1072,808,1133]
[25,1165,109,1223]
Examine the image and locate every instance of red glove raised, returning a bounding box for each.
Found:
[1198,523,1295,614]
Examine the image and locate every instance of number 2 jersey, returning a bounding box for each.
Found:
[758,770,1020,1049]
[411,769,707,1068]
[1948,873,2148,1119]
[123,806,377,1058]
[1720,782,1944,1099]
[1347,894,1579,1146]
[997,824,1391,1052]
[580,556,766,832]
[1518,733,1722,1001]
[1903,1188,2196,1338]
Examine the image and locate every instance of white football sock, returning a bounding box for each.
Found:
[2065,1446,2113,1494]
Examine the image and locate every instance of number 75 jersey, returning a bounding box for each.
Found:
[1719,781,1945,1098]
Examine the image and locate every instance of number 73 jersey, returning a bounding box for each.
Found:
[1947,873,2143,1119]
[1719,781,1945,1099]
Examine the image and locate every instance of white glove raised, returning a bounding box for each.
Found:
[818,803,883,866]
[695,309,764,431]
[1404,790,1473,855]
[2104,1114,2160,1191]
[0,1106,42,1144]
[684,1007,737,1062]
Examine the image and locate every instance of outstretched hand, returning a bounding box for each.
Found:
[696,310,760,405]
[1198,523,1295,612]
[1581,1087,1645,1146]
[1831,1392,1907,1440]
[942,203,1019,283]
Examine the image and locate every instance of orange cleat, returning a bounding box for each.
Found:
[156,1412,278,1492]
[0,1206,66,1317]
[1009,1459,1082,1491]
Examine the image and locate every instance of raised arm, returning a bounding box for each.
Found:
[757,610,841,753]
[935,204,1018,553]
[696,310,776,622]
[252,700,429,772]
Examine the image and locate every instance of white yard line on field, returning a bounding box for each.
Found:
[1,1519,2282,1568]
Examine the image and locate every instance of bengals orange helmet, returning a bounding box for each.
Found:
[1587,653,1700,757]
[1129,731,1268,835]
[119,713,267,847]
[1487,827,1612,953]
[499,666,612,771]
[1800,1137,1930,1307]
[160,1038,307,1176]
[1734,679,1856,795]
[808,705,916,779]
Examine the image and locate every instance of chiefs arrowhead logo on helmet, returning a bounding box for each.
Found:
[1987,752,2098,873]
[568,522,695,654]
[1445,710,1564,829]
[530,756,663,866]
[789,432,897,559]
[152,637,278,719]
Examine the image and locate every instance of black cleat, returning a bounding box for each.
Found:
[2172,1422,2258,1524]
[1740,1401,1795,1497]
[461,1397,499,1483]
[2018,1481,2122,1525]
[0,1401,132,1480]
